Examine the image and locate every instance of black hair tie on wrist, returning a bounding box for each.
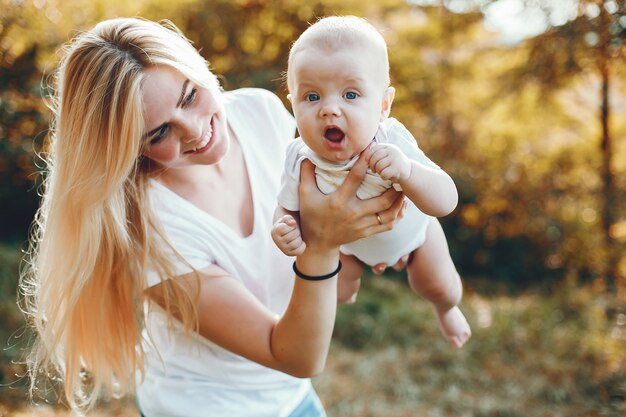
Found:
[293,260,342,281]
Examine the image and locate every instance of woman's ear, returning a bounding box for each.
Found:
[287,93,292,103]
[380,87,395,121]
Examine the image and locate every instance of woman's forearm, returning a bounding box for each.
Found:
[271,247,339,377]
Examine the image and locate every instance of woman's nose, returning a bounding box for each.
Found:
[180,117,203,143]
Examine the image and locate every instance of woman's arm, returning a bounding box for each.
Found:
[153,255,338,378]
[148,150,405,377]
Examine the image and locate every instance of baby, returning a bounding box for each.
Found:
[272,16,471,348]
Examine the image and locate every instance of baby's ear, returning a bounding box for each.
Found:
[380,87,395,121]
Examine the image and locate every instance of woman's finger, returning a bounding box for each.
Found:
[337,147,370,197]
[299,159,321,196]
[387,192,406,217]
[371,189,404,219]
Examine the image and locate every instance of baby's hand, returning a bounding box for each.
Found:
[369,143,412,184]
[271,214,306,256]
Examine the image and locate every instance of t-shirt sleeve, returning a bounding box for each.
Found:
[145,184,217,288]
[268,93,297,146]
[385,118,441,171]
[276,139,304,211]
[237,88,296,149]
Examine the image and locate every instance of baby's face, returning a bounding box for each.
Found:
[288,43,392,163]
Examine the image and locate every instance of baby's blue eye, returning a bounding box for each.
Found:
[344,91,358,100]
[306,93,320,102]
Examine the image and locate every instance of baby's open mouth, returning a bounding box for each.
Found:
[324,127,345,143]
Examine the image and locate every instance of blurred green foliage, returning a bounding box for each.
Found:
[1,242,624,415]
[1,1,625,412]
[0,242,29,404]
[2,0,626,290]
[319,273,626,416]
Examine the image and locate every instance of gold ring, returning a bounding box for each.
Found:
[376,213,383,225]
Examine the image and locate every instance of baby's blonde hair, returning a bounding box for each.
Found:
[19,17,216,412]
[287,16,390,91]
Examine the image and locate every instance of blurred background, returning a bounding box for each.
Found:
[1,0,625,415]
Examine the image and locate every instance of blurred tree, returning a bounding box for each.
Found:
[1,1,48,240]
[139,0,411,104]
[500,0,626,290]
[0,0,162,240]
[2,0,625,293]
[388,3,566,288]
[392,1,626,291]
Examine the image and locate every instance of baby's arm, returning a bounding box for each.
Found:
[369,144,458,217]
[272,206,306,256]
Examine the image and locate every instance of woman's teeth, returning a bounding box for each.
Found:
[193,124,213,151]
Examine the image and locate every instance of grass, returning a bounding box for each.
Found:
[318,276,625,417]
[0,242,624,416]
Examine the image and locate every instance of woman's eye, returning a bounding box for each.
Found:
[344,91,358,100]
[150,124,170,145]
[183,88,197,107]
[305,93,320,102]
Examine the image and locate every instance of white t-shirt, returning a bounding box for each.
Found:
[278,118,441,265]
[137,89,311,417]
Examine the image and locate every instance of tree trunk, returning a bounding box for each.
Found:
[598,6,618,292]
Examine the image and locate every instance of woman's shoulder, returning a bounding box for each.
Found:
[224,87,295,138]
[223,88,286,112]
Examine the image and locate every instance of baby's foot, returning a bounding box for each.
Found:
[435,306,471,348]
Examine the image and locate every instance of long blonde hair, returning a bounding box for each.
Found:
[19,17,217,412]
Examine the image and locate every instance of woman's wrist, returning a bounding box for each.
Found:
[294,247,340,278]
[293,260,342,281]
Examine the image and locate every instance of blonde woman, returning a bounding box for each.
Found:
[19,17,404,417]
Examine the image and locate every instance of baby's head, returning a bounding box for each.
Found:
[287,16,395,163]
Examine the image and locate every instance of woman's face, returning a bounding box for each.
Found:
[140,66,229,170]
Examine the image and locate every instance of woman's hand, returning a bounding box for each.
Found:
[298,148,405,250]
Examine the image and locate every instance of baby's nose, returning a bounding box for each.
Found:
[320,102,341,117]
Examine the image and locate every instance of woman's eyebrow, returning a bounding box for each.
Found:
[143,79,190,139]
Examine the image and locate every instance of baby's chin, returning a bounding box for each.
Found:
[321,149,362,164]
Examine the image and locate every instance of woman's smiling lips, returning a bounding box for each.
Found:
[186,117,214,154]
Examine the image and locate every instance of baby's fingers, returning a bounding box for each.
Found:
[378,165,400,181]
[280,227,306,255]
[277,214,297,227]
[272,221,296,237]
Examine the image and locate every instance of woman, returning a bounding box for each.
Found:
[19,17,404,417]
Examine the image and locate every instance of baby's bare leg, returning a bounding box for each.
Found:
[337,253,364,304]
[407,217,471,348]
